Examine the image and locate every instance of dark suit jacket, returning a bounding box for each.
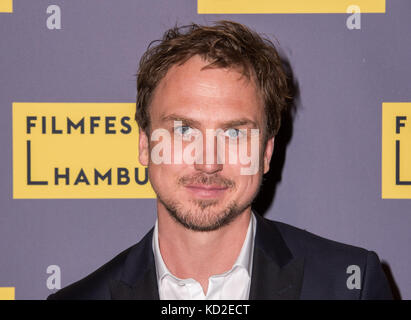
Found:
[47,213,393,300]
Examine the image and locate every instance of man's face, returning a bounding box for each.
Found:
[139,55,275,231]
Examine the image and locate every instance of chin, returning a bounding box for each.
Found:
[160,194,249,232]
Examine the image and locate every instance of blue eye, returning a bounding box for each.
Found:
[224,128,242,139]
[175,126,193,136]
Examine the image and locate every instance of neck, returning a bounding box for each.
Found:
[157,202,252,294]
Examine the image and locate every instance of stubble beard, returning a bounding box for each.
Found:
[156,176,262,232]
[158,194,256,232]
[150,134,267,231]
[159,196,246,232]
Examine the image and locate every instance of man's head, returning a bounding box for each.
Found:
[135,21,290,232]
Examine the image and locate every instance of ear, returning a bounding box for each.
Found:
[263,136,275,174]
[138,127,149,166]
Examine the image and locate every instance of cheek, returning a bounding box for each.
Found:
[148,162,188,189]
[241,175,261,192]
[227,167,261,195]
[148,164,173,192]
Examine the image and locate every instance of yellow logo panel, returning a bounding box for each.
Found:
[382,103,411,199]
[198,0,385,14]
[0,0,12,13]
[13,103,156,199]
[0,287,15,300]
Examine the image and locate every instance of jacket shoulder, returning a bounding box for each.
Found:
[271,218,369,258]
[263,217,392,299]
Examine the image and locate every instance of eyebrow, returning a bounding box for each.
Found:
[161,114,201,128]
[160,113,258,129]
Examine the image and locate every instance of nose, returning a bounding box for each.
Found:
[193,133,223,174]
[194,161,223,174]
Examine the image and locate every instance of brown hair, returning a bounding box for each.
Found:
[135,20,290,139]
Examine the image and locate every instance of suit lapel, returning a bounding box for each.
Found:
[109,228,160,300]
[109,213,304,300]
[249,214,305,300]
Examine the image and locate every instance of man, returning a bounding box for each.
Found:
[48,21,392,300]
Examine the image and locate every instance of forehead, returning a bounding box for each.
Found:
[149,55,264,127]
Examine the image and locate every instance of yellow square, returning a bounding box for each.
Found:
[0,0,12,13]
[198,0,385,14]
[382,103,411,198]
[0,287,15,300]
[12,103,156,199]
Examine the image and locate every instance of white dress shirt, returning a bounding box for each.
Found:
[152,212,256,300]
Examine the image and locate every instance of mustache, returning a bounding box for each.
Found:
[178,173,236,189]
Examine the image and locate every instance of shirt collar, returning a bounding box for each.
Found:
[152,211,256,283]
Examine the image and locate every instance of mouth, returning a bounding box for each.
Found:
[184,184,229,198]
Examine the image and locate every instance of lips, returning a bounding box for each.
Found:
[186,184,227,190]
[185,184,228,198]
